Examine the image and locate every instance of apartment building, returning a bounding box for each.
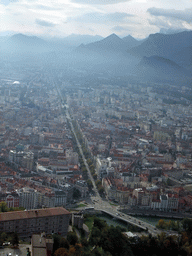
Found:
[151,194,179,211]
[0,207,71,238]
[17,187,38,209]
[75,180,88,198]
[17,187,55,209]
[0,192,19,208]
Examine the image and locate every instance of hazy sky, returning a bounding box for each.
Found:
[0,0,192,38]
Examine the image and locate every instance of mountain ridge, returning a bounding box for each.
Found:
[133,55,191,82]
[129,30,192,67]
[77,33,141,54]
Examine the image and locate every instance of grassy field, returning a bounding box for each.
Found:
[84,214,128,231]
[76,203,87,208]
[84,215,95,231]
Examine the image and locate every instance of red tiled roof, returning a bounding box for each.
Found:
[0,207,70,222]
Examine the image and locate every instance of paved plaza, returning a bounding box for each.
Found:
[0,244,31,256]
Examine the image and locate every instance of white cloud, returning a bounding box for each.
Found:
[1,0,19,6]
[1,0,191,38]
[71,0,131,5]
[148,7,192,23]
[68,12,134,23]
[35,19,56,27]
[147,7,192,33]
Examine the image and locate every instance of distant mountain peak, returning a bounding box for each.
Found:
[122,34,142,49]
[82,33,127,53]
[99,33,124,46]
[11,33,35,38]
[7,33,47,51]
[129,30,192,65]
[11,33,26,38]
[123,34,135,39]
[11,33,43,42]
[105,33,121,40]
[108,33,119,37]
[78,43,86,48]
[122,35,138,42]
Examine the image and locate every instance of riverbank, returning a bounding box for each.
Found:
[134,216,182,227]
[122,208,192,220]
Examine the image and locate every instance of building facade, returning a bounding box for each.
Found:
[0,207,71,238]
[0,192,20,208]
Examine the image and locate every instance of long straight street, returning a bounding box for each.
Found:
[57,91,176,238]
[66,110,163,237]
[66,110,101,199]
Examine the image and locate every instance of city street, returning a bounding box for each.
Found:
[65,95,178,238]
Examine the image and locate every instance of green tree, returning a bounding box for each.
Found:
[53,234,62,253]
[67,232,78,246]
[81,167,87,173]
[156,219,167,229]
[93,174,97,180]
[87,179,93,190]
[95,180,102,187]
[87,159,92,165]
[73,188,81,199]
[94,217,107,230]
[73,243,83,256]
[157,232,167,249]
[60,237,70,250]
[98,187,105,196]
[0,202,8,212]
[80,237,88,247]
[99,226,133,256]
[91,247,110,256]
[166,178,172,186]
[0,232,7,241]
[0,232,7,246]
[170,220,178,231]
[10,232,19,247]
[89,226,101,246]
[54,248,69,256]
[89,164,95,170]
[182,218,192,233]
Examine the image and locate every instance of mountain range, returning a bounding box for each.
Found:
[0,33,104,53]
[133,55,191,83]
[78,31,192,69]
[129,31,192,68]
[0,30,191,83]
[78,31,192,82]
[78,33,143,54]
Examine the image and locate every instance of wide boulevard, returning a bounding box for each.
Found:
[66,108,163,237]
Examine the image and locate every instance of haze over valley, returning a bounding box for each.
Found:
[1,1,192,255]
[0,30,192,85]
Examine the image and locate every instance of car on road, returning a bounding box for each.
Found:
[3,242,10,246]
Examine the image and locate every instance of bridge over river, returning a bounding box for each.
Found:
[83,204,162,236]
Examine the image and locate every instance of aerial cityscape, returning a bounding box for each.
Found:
[1,0,192,255]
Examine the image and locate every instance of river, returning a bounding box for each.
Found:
[97,213,182,229]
